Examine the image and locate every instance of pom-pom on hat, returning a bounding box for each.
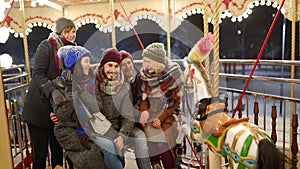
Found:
[58,45,90,69]
[120,50,133,61]
[99,48,122,68]
[142,42,167,71]
[55,17,75,34]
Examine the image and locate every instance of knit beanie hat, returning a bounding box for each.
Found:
[120,50,133,61]
[58,45,90,69]
[55,17,75,34]
[142,42,167,70]
[99,48,122,68]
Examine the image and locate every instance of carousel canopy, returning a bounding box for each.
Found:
[0,0,298,37]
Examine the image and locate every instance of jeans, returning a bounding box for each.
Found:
[28,124,63,169]
[94,136,123,169]
[128,126,151,169]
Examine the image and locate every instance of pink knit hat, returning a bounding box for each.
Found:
[99,48,122,68]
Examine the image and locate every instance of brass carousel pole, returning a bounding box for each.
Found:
[0,67,13,169]
[19,0,31,82]
[208,0,221,168]
[166,0,172,59]
[290,0,298,167]
[203,0,210,73]
[212,0,220,97]
[110,0,116,48]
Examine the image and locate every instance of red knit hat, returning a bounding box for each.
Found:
[99,48,122,67]
[120,50,133,61]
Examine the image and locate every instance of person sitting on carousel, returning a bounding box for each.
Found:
[139,42,184,169]
[49,45,105,169]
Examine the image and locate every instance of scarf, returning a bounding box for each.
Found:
[96,67,124,95]
[140,60,183,107]
[48,32,66,76]
[75,75,95,143]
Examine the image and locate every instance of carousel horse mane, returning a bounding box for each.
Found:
[191,96,292,169]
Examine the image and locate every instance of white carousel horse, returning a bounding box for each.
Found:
[176,32,222,168]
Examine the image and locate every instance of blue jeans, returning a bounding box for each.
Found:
[94,136,123,169]
[128,126,151,169]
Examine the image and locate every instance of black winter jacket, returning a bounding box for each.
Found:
[22,39,57,129]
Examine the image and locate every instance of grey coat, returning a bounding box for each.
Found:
[95,80,135,142]
[51,77,104,169]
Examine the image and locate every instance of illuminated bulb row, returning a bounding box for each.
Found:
[8,1,289,37]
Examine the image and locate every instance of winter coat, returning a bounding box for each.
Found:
[95,80,135,142]
[51,77,104,169]
[128,71,144,129]
[140,97,180,158]
[22,39,58,129]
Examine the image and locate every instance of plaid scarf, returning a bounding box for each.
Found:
[96,67,124,95]
[140,60,183,107]
[75,75,95,143]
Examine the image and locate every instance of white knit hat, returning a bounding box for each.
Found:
[142,42,166,71]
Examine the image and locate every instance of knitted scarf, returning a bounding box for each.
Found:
[96,67,124,95]
[140,60,183,107]
[75,75,95,143]
[48,32,66,76]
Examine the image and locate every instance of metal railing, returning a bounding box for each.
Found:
[219,59,299,168]
[2,64,30,169]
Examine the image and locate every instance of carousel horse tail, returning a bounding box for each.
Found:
[257,139,292,169]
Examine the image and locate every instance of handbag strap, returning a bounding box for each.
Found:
[77,97,93,118]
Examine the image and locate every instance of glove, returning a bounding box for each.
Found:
[51,89,67,105]
[61,69,73,92]
[51,77,66,89]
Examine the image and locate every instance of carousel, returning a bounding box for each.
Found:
[0,0,299,169]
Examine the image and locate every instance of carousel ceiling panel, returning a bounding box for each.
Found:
[2,0,299,35]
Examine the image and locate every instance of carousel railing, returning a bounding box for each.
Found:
[219,59,299,168]
[2,64,31,169]
[3,59,299,168]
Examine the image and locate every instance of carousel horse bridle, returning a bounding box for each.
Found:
[193,96,228,121]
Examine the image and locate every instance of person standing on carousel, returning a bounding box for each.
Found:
[22,17,76,169]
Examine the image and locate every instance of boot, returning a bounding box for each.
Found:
[136,157,151,169]
[152,163,163,169]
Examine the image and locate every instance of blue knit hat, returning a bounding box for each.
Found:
[58,46,90,69]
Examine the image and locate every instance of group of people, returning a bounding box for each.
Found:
[22,16,184,169]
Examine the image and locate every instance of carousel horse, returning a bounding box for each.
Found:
[176,33,290,169]
[190,96,291,169]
